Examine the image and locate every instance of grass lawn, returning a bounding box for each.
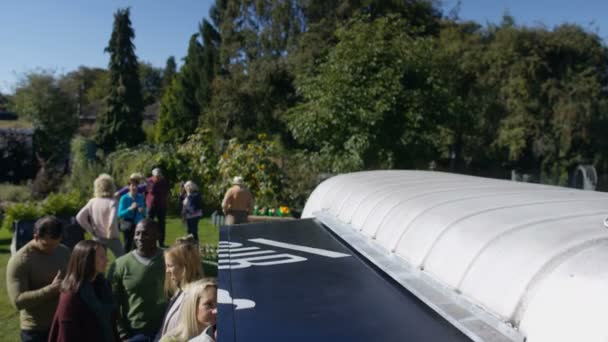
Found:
[0,216,219,341]
[0,120,33,129]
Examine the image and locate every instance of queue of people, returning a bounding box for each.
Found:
[7,216,217,342]
[6,171,256,342]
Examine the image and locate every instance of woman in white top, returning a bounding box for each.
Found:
[157,236,204,340]
[160,279,217,342]
[76,174,124,258]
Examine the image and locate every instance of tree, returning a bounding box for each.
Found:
[155,35,202,144]
[286,16,452,172]
[11,72,77,163]
[139,62,162,106]
[155,20,221,144]
[161,56,177,93]
[95,7,144,153]
[479,20,608,182]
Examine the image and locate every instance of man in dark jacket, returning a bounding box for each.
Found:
[147,168,170,248]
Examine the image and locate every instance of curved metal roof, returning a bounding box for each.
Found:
[303,170,608,342]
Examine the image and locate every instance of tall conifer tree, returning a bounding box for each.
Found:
[161,56,177,93]
[95,7,144,153]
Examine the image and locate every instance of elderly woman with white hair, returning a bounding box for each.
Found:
[181,181,203,242]
[76,174,124,258]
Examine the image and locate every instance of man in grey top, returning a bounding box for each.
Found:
[6,216,69,342]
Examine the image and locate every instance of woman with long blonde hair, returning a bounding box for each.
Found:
[156,236,204,339]
[160,279,217,342]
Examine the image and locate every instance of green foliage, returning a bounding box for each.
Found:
[1,202,41,231]
[156,22,220,145]
[176,128,220,206]
[62,136,103,199]
[1,190,87,231]
[287,16,451,172]
[40,191,86,218]
[95,7,145,153]
[11,71,77,162]
[161,56,177,93]
[139,62,163,106]
[104,145,179,186]
[0,183,32,203]
[216,134,287,207]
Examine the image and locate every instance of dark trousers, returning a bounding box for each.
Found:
[226,210,248,225]
[21,329,49,342]
[123,226,135,252]
[186,217,200,242]
[148,207,167,246]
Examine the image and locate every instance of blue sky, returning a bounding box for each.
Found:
[1,1,607,94]
[0,1,214,93]
[443,0,606,36]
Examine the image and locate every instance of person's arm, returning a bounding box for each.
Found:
[6,256,61,310]
[107,200,118,238]
[248,192,255,214]
[75,201,93,234]
[107,261,130,340]
[221,189,231,213]
[117,196,133,219]
[139,195,147,218]
[114,186,129,199]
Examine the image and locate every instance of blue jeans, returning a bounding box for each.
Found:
[21,329,49,342]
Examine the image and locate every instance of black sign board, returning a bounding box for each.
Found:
[218,218,471,342]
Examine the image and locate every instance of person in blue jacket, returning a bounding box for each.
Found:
[118,178,147,252]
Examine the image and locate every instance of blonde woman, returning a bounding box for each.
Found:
[156,236,205,339]
[76,174,124,258]
[160,279,218,342]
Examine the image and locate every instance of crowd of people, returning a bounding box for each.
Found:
[5,169,259,342]
[7,216,217,342]
[5,167,230,342]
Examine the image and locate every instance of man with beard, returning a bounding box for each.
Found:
[108,219,167,341]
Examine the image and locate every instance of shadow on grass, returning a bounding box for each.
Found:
[0,238,12,246]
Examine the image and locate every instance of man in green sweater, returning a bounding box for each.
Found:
[108,218,167,341]
[6,216,70,342]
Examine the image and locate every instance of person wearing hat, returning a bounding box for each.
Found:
[221,176,254,224]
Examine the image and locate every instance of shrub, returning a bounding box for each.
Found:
[0,183,32,203]
[62,136,103,199]
[40,191,86,218]
[177,128,220,210]
[216,134,287,208]
[1,202,41,231]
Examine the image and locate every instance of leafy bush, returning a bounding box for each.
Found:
[216,134,287,208]
[0,183,32,203]
[40,191,86,218]
[62,136,104,199]
[105,144,181,187]
[176,128,220,209]
[1,202,41,231]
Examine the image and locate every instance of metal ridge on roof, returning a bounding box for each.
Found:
[303,170,608,342]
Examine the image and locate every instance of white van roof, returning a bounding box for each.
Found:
[303,170,608,342]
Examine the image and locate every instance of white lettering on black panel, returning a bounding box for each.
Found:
[218,253,307,270]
